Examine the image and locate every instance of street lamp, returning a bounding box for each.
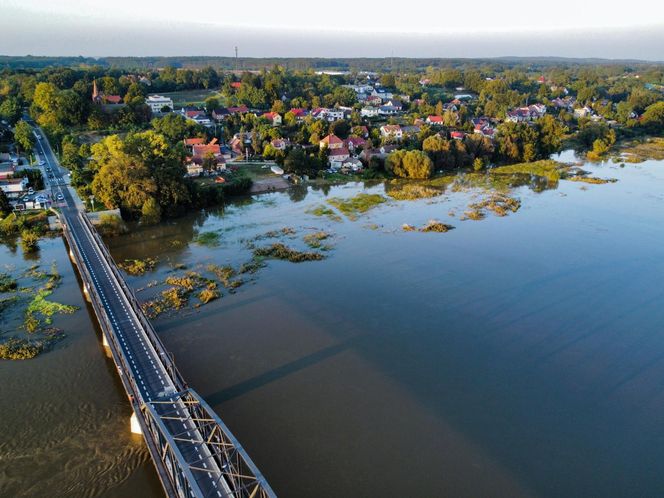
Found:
[89,195,95,211]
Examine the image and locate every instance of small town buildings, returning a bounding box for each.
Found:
[361,107,380,118]
[320,134,345,150]
[380,125,403,141]
[506,104,547,123]
[345,136,366,151]
[145,95,174,113]
[328,147,350,166]
[92,80,122,105]
[426,115,443,125]
[378,105,399,116]
[185,138,225,176]
[0,162,15,180]
[261,112,282,126]
[271,138,289,150]
[0,177,28,199]
[574,106,593,119]
[450,131,465,140]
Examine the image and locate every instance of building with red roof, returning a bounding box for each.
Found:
[319,134,345,150]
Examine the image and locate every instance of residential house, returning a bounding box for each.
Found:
[271,138,290,151]
[378,105,399,116]
[426,115,443,125]
[450,131,465,140]
[0,162,15,180]
[361,106,380,118]
[384,99,403,111]
[212,108,230,121]
[186,138,225,176]
[0,177,28,199]
[380,125,403,141]
[261,112,282,126]
[506,104,547,123]
[345,136,366,152]
[401,125,421,136]
[227,105,250,115]
[289,108,308,121]
[574,106,593,119]
[328,147,350,166]
[320,134,345,150]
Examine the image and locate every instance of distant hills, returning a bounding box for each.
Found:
[1,55,662,71]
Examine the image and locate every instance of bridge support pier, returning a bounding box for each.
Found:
[69,249,76,264]
[83,283,91,303]
[130,412,142,435]
[102,332,109,348]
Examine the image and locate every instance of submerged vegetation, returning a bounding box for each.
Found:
[385,182,444,201]
[303,231,331,249]
[617,137,664,163]
[568,176,618,184]
[118,257,157,276]
[1,262,75,360]
[307,205,342,222]
[490,160,563,183]
[328,193,387,220]
[464,193,522,220]
[193,231,221,247]
[253,243,325,262]
[403,220,455,233]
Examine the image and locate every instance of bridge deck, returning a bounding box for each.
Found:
[32,124,275,498]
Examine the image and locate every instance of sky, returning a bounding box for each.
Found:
[1,0,664,60]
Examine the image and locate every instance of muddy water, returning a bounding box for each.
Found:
[103,155,664,497]
[0,237,162,498]
[4,153,664,497]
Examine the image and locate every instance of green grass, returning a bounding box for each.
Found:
[327,193,387,220]
[156,89,224,107]
[490,160,563,183]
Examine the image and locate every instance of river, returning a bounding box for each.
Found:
[3,153,664,497]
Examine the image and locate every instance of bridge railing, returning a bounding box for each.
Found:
[79,213,187,388]
[145,389,277,498]
[61,213,182,496]
[72,212,277,498]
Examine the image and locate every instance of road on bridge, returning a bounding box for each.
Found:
[30,123,275,498]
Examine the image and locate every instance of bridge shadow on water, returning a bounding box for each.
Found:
[204,335,369,406]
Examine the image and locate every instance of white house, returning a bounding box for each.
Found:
[361,107,380,117]
[380,125,403,141]
[145,95,174,113]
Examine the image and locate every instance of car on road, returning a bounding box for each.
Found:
[39,160,46,166]
[56,193,64,201]
[28,188,34,194]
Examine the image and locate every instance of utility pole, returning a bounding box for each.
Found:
[235,46,239,72]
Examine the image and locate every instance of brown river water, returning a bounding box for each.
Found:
[3,152,664,497]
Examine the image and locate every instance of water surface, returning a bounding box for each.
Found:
[105,156,664,497]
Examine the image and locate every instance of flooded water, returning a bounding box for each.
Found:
[0,237,162,498]
[3,153,664,497]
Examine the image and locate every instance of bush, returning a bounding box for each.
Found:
[385,150,434,179]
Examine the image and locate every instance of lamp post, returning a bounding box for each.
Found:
[89,195,95,212]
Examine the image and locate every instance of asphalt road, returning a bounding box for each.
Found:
[32,127,230,498]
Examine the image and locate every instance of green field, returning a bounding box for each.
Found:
[155,89,225,107]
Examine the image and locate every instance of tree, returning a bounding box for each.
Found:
[385,150,434,179]
[0,96,22,125]
[124,83,145,105]
[13,120,34,153]
[641,102,664,132]
[151,113,201,144]
[141,197,162,224]
[536,115,566,156]
[0,189,11,217]
[380,74,396,88]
